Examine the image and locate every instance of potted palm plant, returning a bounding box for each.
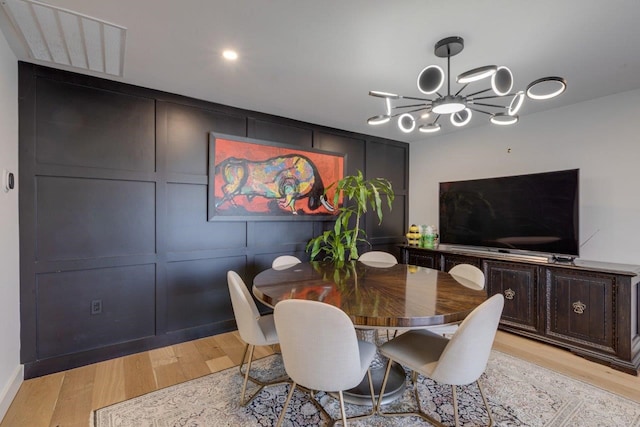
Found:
[306,170,394,262]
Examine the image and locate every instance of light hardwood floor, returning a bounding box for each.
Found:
[1,330,638,427]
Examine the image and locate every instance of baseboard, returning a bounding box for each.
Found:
[0,365,23,422]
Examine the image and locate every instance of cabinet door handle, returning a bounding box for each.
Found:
[572,301,586,314]
[504,288,515,300]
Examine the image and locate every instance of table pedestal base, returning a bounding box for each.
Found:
[342,361,405,405]
[337,330,406,406]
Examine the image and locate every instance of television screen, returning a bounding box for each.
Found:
[439,169,579,256]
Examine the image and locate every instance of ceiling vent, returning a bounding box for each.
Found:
[1,0,126,76]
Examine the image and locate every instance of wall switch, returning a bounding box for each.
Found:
[2,169,14,192]
[91,299,103,315]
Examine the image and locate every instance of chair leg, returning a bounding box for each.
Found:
[366,368,376,408]
[413,372,423,414]
[376,360,446,427]
[375,359,393,413]
[338,390,348,427]
[238,343,250,377]
[240,344,255,405]
[452,385,459,427]
[476,380,494,427]
[276,381,297,427]
[237,342,289,406]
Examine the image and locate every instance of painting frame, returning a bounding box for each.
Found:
[207,132,346,221]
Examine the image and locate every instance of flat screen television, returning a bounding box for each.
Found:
[439,169,579,257]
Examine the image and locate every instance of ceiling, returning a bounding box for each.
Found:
[2,0,640,143]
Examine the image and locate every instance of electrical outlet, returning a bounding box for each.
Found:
[91,299,102,315]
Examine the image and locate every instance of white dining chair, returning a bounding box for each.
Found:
[358,250,398,266]
[376,293,505,426]
[449,263,485,290]
[271,255,302,270]
[274,299,377,426]
[227,270,287,405]
[425,264,486,338]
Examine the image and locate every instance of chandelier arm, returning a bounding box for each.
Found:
[433,114,441,124]
[467,107,493,116]
[470,93,517,100]
[393,103,432,109]
[400,95,434,102]
[446,47,453,95]
[389,107,430,118]
[471,102,507,109]
[454,83,469,97]
[465,88,492,97]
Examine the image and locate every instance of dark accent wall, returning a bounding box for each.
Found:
[19,62,409,378]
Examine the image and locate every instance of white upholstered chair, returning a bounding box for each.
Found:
[358,251,398,266]
[271,255,302,270]
[376,294,505,426]
[274,299,377,426]
[448,263,485,290]
[227,270,286,405]
[425,264,486,337]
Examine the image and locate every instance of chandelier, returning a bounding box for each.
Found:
[367,36,567,134]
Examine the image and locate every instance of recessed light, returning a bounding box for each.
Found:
[222,50,238,61]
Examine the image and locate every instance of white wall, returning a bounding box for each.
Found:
[409,89,640,265]
[0,30,21,421]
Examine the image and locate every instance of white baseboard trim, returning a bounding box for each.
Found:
[0,365,23,422]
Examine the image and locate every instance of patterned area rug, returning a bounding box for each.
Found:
[92,351,640,426]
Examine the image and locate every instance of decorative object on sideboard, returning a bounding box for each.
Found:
[421,224,439,249]
[367,36,567,134]
[405,224,421,246]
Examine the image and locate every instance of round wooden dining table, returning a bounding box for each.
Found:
[253,260,487,328]
[253,260,488,405]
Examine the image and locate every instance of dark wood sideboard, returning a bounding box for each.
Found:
[400,245,640,375]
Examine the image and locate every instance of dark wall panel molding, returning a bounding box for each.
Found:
[35,176,156,261]
[18,61,409,378]
[247,118,313,148]
[163,101,246,176]
[36,264,156,358]
[35,77,156,172]
[165,256,246,333]
[165,183,247,252]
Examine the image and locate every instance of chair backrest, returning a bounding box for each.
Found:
[272,255,302,270]
[358,251,398,265]
[430,293,504,385]
[227,270,266,345]
[274,299,364,391]
[449,263,485,290]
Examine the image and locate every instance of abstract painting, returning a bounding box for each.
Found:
[208,133,345,220]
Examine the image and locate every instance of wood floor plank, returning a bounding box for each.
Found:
[0,372,64,427]
[193,335,226,360]
[91,357,126,410]
[48,364,96,427]
[212,332,247,365]
[153,362,188,389]
[148,345,178,368]
[122,352,156,399]
[172,341,211,380]
[206,355,236,373]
